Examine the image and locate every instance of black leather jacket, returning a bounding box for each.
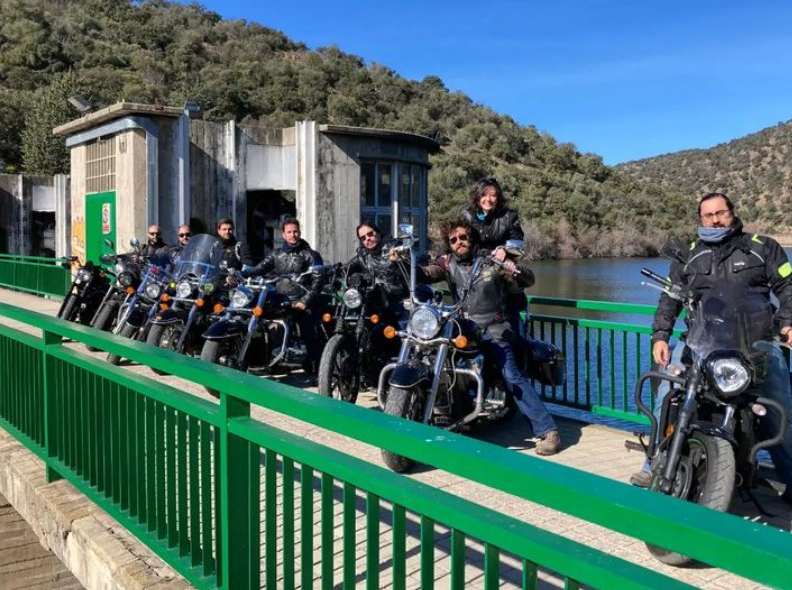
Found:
[421,249,534,338]
[140,239,168,258]
[462,207,524,253]
[218,237,253,270]
[652,219,792,343]
[245,239,324,306]
[346,242,409,305]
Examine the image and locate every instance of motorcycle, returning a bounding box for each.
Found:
[633,265,788,565]
[57,257,110,325]
[106,252,174,365]
[317,259,405,403]
[199,267,325,394]
[376,225,541,472]
[145,235,229,372]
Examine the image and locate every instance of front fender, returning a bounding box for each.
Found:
[389,363,430,389]
[202,318,247,340]
[124,305,148,327]
[150,308,182,325]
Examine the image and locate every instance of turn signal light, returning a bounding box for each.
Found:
[322,312,333,323]
[252,306,264,318]
[369,314,380,324]
[213,303,225,314]
[159,303,169,311]
[383,325,397,339]
[195,298,205,308]
[126,286,135,295]
[161,293,171,302]
[665,424,675,437]
[453,335,468,349]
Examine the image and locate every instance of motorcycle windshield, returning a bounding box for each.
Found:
[685,284,774,359]
[174,234,224,279]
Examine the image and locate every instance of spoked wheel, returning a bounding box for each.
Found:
[646,433,735,565]
[380,386,424,473]
[88,301,119,352]
[317,334,360,403]
[58,293,79,322]
[146,323,183,375]
[107,323,138,366]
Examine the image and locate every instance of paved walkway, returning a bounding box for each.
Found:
[0,493,82,590]
[0,287,790,589]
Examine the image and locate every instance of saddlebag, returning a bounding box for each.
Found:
[526,338,565,387]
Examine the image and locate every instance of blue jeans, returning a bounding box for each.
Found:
[482,337,557,437]
[646,342,792,490]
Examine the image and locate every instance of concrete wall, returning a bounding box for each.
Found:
[70,144,87,262]
[115,129,148,251]
[0,174,67,256]
[189,120,235,235]
[0,175,22,253]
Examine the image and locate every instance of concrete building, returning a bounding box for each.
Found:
[0,174,69,257]
[52,102,438,264]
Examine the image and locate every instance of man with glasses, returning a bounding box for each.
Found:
[631,193,792,505]
[141,224,168,257]
[168,224,192,258]
[419,220,561,455]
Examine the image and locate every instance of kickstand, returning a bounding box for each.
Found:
[738,487,777,519]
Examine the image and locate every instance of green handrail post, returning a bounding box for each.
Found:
[218,393,252,590]
[41,329,63,483]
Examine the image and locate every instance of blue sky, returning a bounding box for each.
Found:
[188,0,792,164]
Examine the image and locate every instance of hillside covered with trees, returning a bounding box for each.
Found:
[0,0,695,258]
[619,120,792,235]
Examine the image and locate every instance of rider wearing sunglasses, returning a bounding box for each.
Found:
[140,224,169,258]
[419,220,561,455]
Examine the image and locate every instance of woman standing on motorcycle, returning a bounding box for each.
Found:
[420,220,561,455]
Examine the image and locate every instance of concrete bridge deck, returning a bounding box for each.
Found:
[0,287,790,589]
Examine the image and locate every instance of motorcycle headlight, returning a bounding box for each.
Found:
[77,269,92,282]
[145,283,162,300]
[118,271,134,287]
[707,357,750,397]
[176,281,193,299]
[230,289,252,309]
[200,282,215,295]
[409,306,440,340]
[343,288,362,309]
[115,262,124,273]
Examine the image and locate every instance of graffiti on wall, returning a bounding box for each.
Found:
[72,217,85,264]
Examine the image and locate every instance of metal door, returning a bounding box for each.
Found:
[85,191,116,265]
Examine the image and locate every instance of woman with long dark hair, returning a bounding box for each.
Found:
[462,177,524,262]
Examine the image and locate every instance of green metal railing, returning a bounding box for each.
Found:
[526,296,685,425]
[2,303,792,589]
[0,254,70,298]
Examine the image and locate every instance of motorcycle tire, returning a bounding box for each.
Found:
[200,340,236,398]
[646,433,735,566]
[380,385,423,473]
[58,293,79,323]
[88,301,119,352]
[317,334,360,403]
[107,323,138,366]
[146,324,182,376]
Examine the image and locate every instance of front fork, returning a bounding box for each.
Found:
[658,363,702,493]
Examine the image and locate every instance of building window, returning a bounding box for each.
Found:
[360,160,426,246]
[85,136,116,194]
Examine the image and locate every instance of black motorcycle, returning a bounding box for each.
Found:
[146,235,229,371]
[57,257,110,325]
[199,268,324,392]
[634,267,788,565]
[317,262,404,403]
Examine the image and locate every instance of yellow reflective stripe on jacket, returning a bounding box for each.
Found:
[780,262,792,278]
[752,234,764,244]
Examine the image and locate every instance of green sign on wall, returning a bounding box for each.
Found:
[85,191,117,265]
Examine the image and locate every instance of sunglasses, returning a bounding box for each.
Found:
[449,234,469,245]
[148,232,161,237]
[178,233,191,238]
[358,230,376,240]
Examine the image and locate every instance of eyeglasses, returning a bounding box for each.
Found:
[178,233,191,238]
[358,230,376,240]
[148,232,161,237]
[449,234,470,245]
[701,209,732,222]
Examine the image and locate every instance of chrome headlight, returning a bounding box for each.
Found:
[707,357,750,397]
[343,288,362,309]
[230,288,252,309]
[409,306,440,340]
[145,283,162,300]
[76,269,92,283]
[176,281,193,299]
[118,271,134,287]
[115,262,124,273]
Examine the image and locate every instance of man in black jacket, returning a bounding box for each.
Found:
[244,218,324,373]
[141,224,169,258]
[216,217,253,270]
[632,193,792,503]
[420,220,560,455]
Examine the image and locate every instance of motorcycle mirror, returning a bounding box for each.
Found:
[130,238,140,250]
[397,223,414,238]
[219,260,229,270]
[104,239,114,249]
[100,254,114,264]
[504,239,524,252]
